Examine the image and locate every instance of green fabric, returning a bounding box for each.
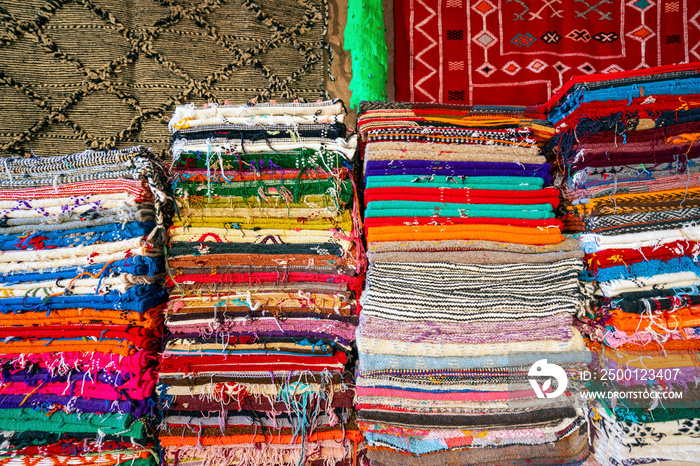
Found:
[0,408,145,439]
[344,0,388,109]
[595,396,700,424]
[99,458,155,466]
[365,175,545,190]
[175,178,354,204]
[365,201,554,219]
[174,148,345,170]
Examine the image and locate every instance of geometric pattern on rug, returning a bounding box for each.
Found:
[0,0,330,157]
[395,0,700,106]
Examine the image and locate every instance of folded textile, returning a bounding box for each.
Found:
[366,421,589,466]
[160,100,364,466]
[356,101,589,464]
[0,147,168,464]
[543,64,700,465]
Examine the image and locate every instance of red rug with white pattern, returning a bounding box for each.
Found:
[394,0,700,105]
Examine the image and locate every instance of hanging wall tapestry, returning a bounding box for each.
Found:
[0,0,331,157]
[394,0,700,105]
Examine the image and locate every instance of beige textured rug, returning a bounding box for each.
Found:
[0,0,333,157]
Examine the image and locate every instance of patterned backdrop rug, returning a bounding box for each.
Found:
[0,0,332,157]
[395,0,700,106]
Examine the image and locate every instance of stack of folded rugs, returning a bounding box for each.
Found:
[544,63,700,465]
[355,102,591,465]
[159,99,366,466]
[0,147,169,466]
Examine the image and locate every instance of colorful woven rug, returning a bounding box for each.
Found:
[159,99,366,466]
[394,0,700,105]
[355,101,591,465]
[543,63,700,465]
[0,0,331,158]
[0,146,169,466]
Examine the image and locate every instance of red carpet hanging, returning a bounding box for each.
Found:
[394,0,700,105]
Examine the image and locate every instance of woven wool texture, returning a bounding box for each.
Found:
[544,63,700,465]
[0,147,169,466]
[355,101,591,464]
[159,99,366,466]
[0,0,333,158]
[394,0,700,105]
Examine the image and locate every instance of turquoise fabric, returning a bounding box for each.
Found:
[365,175,545,190]
[583,77,700,103]
[365,201,554,219]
